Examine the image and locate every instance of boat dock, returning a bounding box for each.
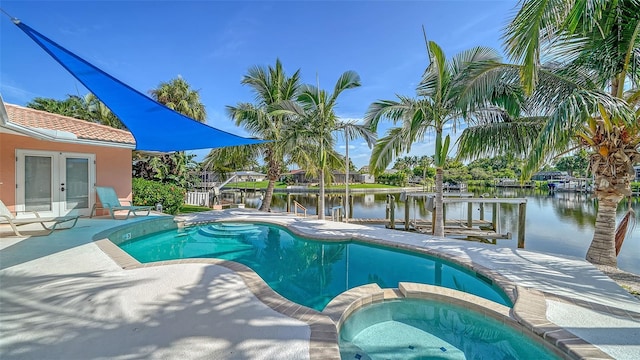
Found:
[349,193,527,247]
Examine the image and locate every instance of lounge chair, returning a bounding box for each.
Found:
[91,186,152,220]
[0,200,79,236]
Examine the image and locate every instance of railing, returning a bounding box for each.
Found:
[330,205,344,222]
[292,200,307,217]
[185,191,210,206]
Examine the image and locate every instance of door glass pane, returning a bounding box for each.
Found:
[66,158,89,209]
[25,156,52,211]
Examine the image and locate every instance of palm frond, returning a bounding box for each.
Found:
[332,71,361,100]
[450,46,502,77]
[456,117,547,161]
[503,0,573,93]
[364,97,414,130]
[369,127,412,175]
[418,41,449,102]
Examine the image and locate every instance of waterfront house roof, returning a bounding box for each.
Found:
[231,171,266,177]
[1,101,135,148]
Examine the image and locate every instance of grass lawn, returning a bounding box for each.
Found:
[178,204,213,214]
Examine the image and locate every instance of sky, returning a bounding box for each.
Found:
[0,0,519,169]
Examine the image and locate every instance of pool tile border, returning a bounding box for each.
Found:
[94,216,618,360]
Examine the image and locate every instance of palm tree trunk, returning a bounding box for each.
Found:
[434,167,444,237]
[585,144,639,266]
[260,179,276,212]
[318,169,325,220]
[586,193,621,267]
[259,153,280,212]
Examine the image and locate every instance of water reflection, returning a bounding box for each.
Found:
[231,188,639,275]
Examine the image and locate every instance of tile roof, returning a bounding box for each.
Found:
[4,103,135,145]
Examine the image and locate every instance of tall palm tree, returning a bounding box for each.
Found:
[365,40,503,236]
[141,76,207,188]
[226,59,302,211]
[457,0,640,267]
[150,76,207,122]
[277,71,362,219]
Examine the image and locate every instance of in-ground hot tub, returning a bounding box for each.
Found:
[338,298,562,360]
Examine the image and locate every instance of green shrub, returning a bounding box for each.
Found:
[132,178,185,215]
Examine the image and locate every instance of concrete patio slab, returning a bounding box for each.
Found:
[2,209,639,359]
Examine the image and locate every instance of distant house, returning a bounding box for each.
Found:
[0,100,135,217]
[229,171,266,182]
[531,171,568,181]
[283,169,374,184]
[634,165,640,181]
[283,170,314,184]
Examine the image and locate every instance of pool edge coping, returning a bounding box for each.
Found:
[93,215,615,360]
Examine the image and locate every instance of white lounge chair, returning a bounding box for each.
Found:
[91,186,152,220]
[0,200,79,236]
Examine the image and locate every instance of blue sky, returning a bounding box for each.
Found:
[1,0,518,168]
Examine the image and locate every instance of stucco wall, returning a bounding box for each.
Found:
[0,132,132,213]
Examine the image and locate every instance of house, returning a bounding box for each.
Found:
[0,100,135,218]
[284,169,313,184]
[635,165,640,181]
[283,169,374,185]
[531,171,569,181]
[229,171,266,182]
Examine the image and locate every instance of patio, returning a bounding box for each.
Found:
[1,210,639,359]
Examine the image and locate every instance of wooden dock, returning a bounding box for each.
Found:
[350,194,528,247]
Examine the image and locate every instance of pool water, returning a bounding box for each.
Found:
[119,222,512,310]
[339,299,561,360]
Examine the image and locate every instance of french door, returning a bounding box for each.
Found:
[16,150,96,217]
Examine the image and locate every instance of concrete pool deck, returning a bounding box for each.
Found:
[1,209,639,359]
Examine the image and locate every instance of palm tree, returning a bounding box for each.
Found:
[83,93,126,129]
[457,0,640,267]
[365,40,503,236]
[226,59,302,211]
[26,94,126,129]
[149,76,206,122]
[277,71,362,219]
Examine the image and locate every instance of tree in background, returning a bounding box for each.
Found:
[132,152,199,188]
[201,145,261,180]
[149,76,206,122]
[555,150,590,177]
[226,59,302,212]
[135,76,208,189]
[26,94,125,129]
[365,39,504,237]
[277,71,364,219]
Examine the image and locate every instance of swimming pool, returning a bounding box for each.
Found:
[119,222,512,310]
[339,298,561,360]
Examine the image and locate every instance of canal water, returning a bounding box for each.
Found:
[225,188,640,275]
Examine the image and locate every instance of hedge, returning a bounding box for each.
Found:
[132,178,185,215]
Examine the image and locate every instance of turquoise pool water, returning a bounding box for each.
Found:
[339,299,560,360]
[119,222,512,310]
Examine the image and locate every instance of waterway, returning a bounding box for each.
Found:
[223,187,640,275]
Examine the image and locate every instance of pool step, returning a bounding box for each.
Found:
[198,223,262,238]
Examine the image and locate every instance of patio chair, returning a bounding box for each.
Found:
[0,200,79,237]
[91,186,152,220]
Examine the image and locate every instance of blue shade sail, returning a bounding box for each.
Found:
[13,20,264,151]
